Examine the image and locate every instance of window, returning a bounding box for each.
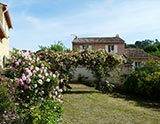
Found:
[106,45,114,52]
[135,62,141,68]
[88,45,92,50]
[109,45,114,52]
[105,45,118,53]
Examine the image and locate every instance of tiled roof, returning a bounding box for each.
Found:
[124,48,160,59]
[72,36,125,44]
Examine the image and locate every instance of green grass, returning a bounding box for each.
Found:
[62,84,160,124]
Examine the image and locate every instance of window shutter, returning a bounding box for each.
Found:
[114,45,118,53]
[105,45,108,52]
[88,45,92,50]
[79,45,83,50]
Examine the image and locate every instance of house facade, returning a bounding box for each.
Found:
[124,48,160,68]
[72,35,125,55]
[0,2,12,68]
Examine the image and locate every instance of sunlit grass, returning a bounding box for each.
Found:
[62,84,160,124]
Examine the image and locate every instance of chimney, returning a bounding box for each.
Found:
[116,34,119,37]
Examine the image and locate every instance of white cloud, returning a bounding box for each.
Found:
[5,0,160,51]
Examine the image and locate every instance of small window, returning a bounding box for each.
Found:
[108,45,114,52]
[88,45,92,50]
[135,62,141,68]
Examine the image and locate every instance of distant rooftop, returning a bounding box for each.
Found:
[124,48,160,59]
[72,35,125,44]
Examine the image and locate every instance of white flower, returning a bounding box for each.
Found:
[45,72,49,77]
[38,79,43,85]
[55,91,58,96]
[46,78,50,82]
[34,84,37,88]
[35,67,40,71]
[59,89,63,93]
[41,90,45,94]
[56,86,59,90]
[38,74,42,78]
[53,74,56,78]
[35,89,38,93]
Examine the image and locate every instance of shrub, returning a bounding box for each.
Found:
[101,80,115,93]
[124,60,160,98]
[77,73,86,83]
[38,49,121,91]
[1,49,63,123]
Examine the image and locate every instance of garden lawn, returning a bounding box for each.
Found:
[62,84,160,124]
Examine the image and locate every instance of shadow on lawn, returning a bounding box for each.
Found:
[111,90,160,112]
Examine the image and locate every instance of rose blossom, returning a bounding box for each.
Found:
[53,74,56,78]
[34,84,37,88]
[22,74,26,81]
[41,90,45,94]
[38,79,43,85]
[26,77,31,84]
[46,78,50,82]
[45,72,49,77]
[15,61,20,66]
[35,67,40,71]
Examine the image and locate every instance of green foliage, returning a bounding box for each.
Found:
[135,39,154,48]
[77,73,86,83]
[144,44,158,53]
[37,49,121,91]
[31,99,63,124]
[38,41,70,52]
[125,44,136,48]
[124,60,160,98]
[101,80,115,93]
[127,39,160,57]
[143,42,160,57]
[0,77,19,123]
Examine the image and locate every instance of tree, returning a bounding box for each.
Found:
[135,39,154,48]
[144,44,158,53]
[38,41,70,52]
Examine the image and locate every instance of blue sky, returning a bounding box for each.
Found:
[1,0,160,51]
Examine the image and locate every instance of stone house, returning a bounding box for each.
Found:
[72,35,125,55]
[0,2,12,68]
[72,35,160,81]
[123,48,160,68]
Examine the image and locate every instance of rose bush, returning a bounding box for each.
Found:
[1,49,63,124]
[124,60,160,98]
[37,49,121,91]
